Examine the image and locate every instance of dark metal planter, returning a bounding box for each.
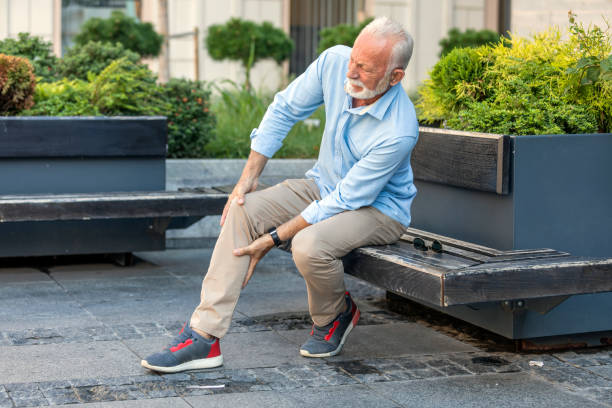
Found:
[405,127,612,342]
[0,116,169,257]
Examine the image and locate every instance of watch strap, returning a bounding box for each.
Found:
[268,227,282,247]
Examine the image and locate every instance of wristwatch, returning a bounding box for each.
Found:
[268,227,282,247]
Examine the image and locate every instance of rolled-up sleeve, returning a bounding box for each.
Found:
[301,136,416,224]
[250,51,327,158]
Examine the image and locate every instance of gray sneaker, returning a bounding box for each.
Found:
[141,328,223,373]
[300,292,360,358]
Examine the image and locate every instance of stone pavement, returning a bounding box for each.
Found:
[0,247,610,407]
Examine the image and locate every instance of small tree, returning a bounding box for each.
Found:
[0,33,58,82]
[206,18,293,89]
[75,11,163,58]
[317,18,373,54]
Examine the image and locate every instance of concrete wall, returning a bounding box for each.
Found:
[371,0,486,92]
[0,0,54,42]
[511,0,612,38]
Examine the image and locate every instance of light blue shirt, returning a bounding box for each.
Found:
[250,45,419,227]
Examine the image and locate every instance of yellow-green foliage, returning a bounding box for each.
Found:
[417,15,611,134]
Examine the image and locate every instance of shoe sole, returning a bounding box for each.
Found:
[300,308,360,358]
[140,355,223,373]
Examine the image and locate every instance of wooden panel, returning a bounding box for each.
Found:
[343,245,446,306]
[0,191,227,222]
[412,127,510,194]
[443,257,612,306]
[0,117,167,158]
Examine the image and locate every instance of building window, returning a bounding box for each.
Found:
[61,0,139,55]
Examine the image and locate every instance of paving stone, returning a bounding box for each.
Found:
[136,381,178,398]
[4,383,47,407]
[585,365,612,380]
[248,367,303,391]
[370,372,606,408]
[408,367,446,379]
[531,366,612,389]
[448,355,513,374]
[186,390,302,408]
[284,384,402,408]
[0,342,142,384]
[40,387,80,405]
[0,386,12,408]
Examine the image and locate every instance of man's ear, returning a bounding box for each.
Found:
[389,68,405,86]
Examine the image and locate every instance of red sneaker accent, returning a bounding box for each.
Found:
[178,323,186,335]
[207,339,221,358]
[170,338,193,352]
[352,309,360,326]
[310,325,314,336]
[324,321,340,341]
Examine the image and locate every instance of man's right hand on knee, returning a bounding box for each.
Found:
[221,150,268,226]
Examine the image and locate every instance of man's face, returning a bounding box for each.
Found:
[345,33,393,100]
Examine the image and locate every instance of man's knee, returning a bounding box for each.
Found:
[292,228,330,275]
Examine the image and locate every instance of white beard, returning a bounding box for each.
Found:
[344,70,392,100]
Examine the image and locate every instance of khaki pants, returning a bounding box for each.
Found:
[190,179,406,338]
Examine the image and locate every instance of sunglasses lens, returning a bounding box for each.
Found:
[431,240,443,253]
[413,237,427,251]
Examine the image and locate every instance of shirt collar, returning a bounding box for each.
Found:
[343,79,400,120]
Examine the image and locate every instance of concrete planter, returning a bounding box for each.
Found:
[0,116,167,257]
[407,127,612,341]
[410,127,612,258]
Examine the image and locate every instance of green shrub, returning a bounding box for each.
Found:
[0,33,58,82]
[417,14,611,134]
[206,81,324,158]
[317,18,373,54]
[162,78,216,158]
[20,78,98,116]
[439,28,501,57]
[75,11,163,58]
[58,41,142,80]
[417,47,486,123]
[0,54,36,115]
[90,58,168,116]
[206,18,293,88]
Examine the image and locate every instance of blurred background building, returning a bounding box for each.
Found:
[0,0,610,92]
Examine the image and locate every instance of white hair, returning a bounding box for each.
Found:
[359,17,414,71]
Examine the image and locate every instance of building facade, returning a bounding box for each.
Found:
[1,0,610,92]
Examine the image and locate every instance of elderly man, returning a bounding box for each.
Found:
[142,17,418,373]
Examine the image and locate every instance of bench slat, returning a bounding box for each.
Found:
[443,257,612,305]
[0,191,227,222]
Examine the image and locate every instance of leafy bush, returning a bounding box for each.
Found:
[90,58,168,116]
[58,41,142,80]
[162,78,216,158]
[317,18,373,54]
[23,58,167,117]
[206,18,293,88]
[417,15,611,134]
[206,81,324,158]
[20,78,97,116]
[439,28,501,57]
[75,11,163,58]
[0,54,36,115]
[0,33,58,82]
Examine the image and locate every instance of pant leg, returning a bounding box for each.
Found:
[190,179,320,338]
[291,206,406,327]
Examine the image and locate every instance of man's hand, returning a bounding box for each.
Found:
[220,178,257,226]
[220,150,268,227]
[233,234,275,288]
